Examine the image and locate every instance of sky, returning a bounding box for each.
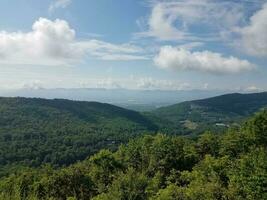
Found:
[0,0,267,91]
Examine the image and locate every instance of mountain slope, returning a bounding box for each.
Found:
[1,92,267,176]
[0,88,226,111]
[152,92,267,134]
[1,110,266,200]
[0,97,157,176]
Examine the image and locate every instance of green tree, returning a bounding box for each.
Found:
[196,131,220,158]
[97,168,149,200]
[89,149,123,193]
[227,148,267,200]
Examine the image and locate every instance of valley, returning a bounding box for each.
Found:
[0,92,267,178]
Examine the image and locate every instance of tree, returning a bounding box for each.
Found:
[196,131,220,158]
[89,149,123,193]
[96,168,149,200]
[227,148,267,200]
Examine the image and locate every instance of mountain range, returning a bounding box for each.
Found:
[0,88,230,111]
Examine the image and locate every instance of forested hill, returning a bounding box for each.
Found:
[193,92,267,114]
[152,92,267,134]
[1,92,267,176]
[0,97,157,176]
[1,109,266,200]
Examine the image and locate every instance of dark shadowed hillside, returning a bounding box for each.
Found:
[0,97,157,176]
[1,92,267,176]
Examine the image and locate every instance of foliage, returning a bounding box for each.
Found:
[0,110,266,199]
[153,92,267,135]
[1,93,267,177]
[0,97,157,176]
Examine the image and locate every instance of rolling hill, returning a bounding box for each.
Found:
[1,109,266,200]
[0,97,157,176]
[1,92,267,176]
[0,88,226,111]
[152,92,267,135]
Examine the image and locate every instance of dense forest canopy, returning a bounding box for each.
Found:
[0,93,267,177]
[0,97,157,176]
[0,109,266,199]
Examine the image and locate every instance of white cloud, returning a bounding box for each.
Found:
[90,53,147,61]
[49,0,72,12]
[0,18,146,66]
[245,85,262,92]
[154,46,255,74]
[203,83,209,90]
[235,3,267,57]
[78,40,147,61]
[0,18,79,66]
[0,80,45,90]
[78,77,192,90]
[177,42,204,50]
[141,3,187,41]
[22,80,44,90]
[79,78,122,89]
[136,77,191,90]
[139,0,267,59]
[138,0,245,41]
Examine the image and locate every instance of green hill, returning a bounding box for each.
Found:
[1,92,267,176]
[0,97,157,176]
[152,92,267,135]
[1,110,266,200]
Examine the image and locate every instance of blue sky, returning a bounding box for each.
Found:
[0,0,267,91]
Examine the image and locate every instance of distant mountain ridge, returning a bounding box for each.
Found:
[0,92,267,176]
[192,92,267,114]
[152,92,267,135]
[0,88,227,111]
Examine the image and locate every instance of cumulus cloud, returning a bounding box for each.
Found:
[0,18,79,65]
[22,80,44,90]
[235,3,267,57]
[138,0,267,61]
[0,18,146,66]
[49,0,72,12]
[154,46,255,74]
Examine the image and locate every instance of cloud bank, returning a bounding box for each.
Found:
[0,18,146,66]
[154,46,255,74]
[0,18,79,65]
